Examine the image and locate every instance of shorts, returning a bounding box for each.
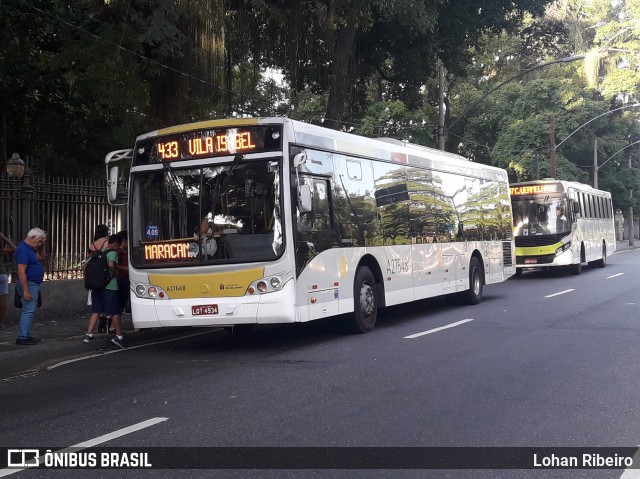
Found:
[90,289,120,316]
[0,274,8,296]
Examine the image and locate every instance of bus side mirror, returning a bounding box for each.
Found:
[298,184,312,213]
[105,149,132,206]
[107,165,121,204]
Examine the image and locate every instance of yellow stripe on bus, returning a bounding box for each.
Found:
[156,118,260,136]
[149,267,265,299]
[515,243,562,256]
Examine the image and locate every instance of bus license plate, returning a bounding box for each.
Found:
[192,304,219,316]
[524,258,537,264]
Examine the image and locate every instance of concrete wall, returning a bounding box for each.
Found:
[5,279,90,325]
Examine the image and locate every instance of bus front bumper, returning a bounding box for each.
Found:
[129,280,296,328]
[516,247,575,269]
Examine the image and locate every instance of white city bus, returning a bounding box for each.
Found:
[510,179,616,275]
[106,117,515,333]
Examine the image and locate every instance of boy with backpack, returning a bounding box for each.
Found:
[83,234,126,348]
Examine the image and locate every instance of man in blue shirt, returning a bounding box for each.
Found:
[15,227,46,346]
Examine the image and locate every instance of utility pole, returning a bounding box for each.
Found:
[549,115,557,178]
[593,138,598,188]
[629,152,634,246]
[437,62,446,151]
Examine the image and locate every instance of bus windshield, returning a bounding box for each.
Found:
[512,197,570,236]
[129,157,284,268]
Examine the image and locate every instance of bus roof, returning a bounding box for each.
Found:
[511,179,612,197]
[136,117,508,182]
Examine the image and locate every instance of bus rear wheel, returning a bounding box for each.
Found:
[594,243,607,268]
[350,266,377,333]
[462,257,484,305]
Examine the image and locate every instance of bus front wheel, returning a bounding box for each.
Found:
[350,266,377,333]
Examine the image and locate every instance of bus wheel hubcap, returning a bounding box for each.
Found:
[360,283,375,319]
[472,269,480,295]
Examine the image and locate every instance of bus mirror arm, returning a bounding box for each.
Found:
[293,152,307,167]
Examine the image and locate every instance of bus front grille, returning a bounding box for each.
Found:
[502,241,513,267]
[516,254,555,265]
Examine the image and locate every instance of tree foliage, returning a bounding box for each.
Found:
[1,0,639,220]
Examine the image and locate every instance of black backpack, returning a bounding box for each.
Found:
[84,249,113,290]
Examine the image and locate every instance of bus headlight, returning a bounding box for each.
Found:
[555,242,571,256]
[247,271,292,295]
[132,281,167,300]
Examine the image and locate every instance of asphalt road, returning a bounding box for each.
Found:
[1,248,640,479]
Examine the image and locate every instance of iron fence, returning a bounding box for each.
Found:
[1,174,124,280]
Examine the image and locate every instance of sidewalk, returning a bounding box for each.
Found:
[1,240,638,378]
[0,312,144,378]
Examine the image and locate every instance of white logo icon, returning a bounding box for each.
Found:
[7,449,40,468]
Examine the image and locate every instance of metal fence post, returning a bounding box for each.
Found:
[20,171,34,238]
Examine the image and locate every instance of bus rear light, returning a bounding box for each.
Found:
[257,281,268,293]
[148,287,158,298]
[247,286,255,295]
[159,292,165,299]
[310,297,317,303]
[135,284,146,296]
[270,276,281,289]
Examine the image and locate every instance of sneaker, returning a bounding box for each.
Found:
[83,334,94,343]
[16,338,38,346]
[111,337,126,349]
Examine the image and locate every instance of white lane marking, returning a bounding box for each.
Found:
[544,289,574,298]
[619,446,640,478]
[46,329,220,371]
[607,273,625,279]
[404,319,474,339]
[0,417,168,477]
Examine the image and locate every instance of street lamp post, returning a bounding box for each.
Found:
[593,140,640,189]
[551,102,640,178]
[439,55,585,150]
[6,152,25,179]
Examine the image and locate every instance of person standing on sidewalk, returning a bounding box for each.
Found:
[83,234,126,348]
[15,228,46,346]
[0,232,17,329]
[88,224,109,333]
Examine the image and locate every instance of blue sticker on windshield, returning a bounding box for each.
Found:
[146,225,159,239]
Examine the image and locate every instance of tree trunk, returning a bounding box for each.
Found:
[324,24,359,130]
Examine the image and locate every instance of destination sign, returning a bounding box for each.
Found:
[510,183,561,196]
[144,241,193,262]
[134,126,282,165]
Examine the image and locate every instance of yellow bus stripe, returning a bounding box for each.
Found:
[515,242,563,256]
[156,118,260,136]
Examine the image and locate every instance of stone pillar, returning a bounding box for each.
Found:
[614,210,624,241]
